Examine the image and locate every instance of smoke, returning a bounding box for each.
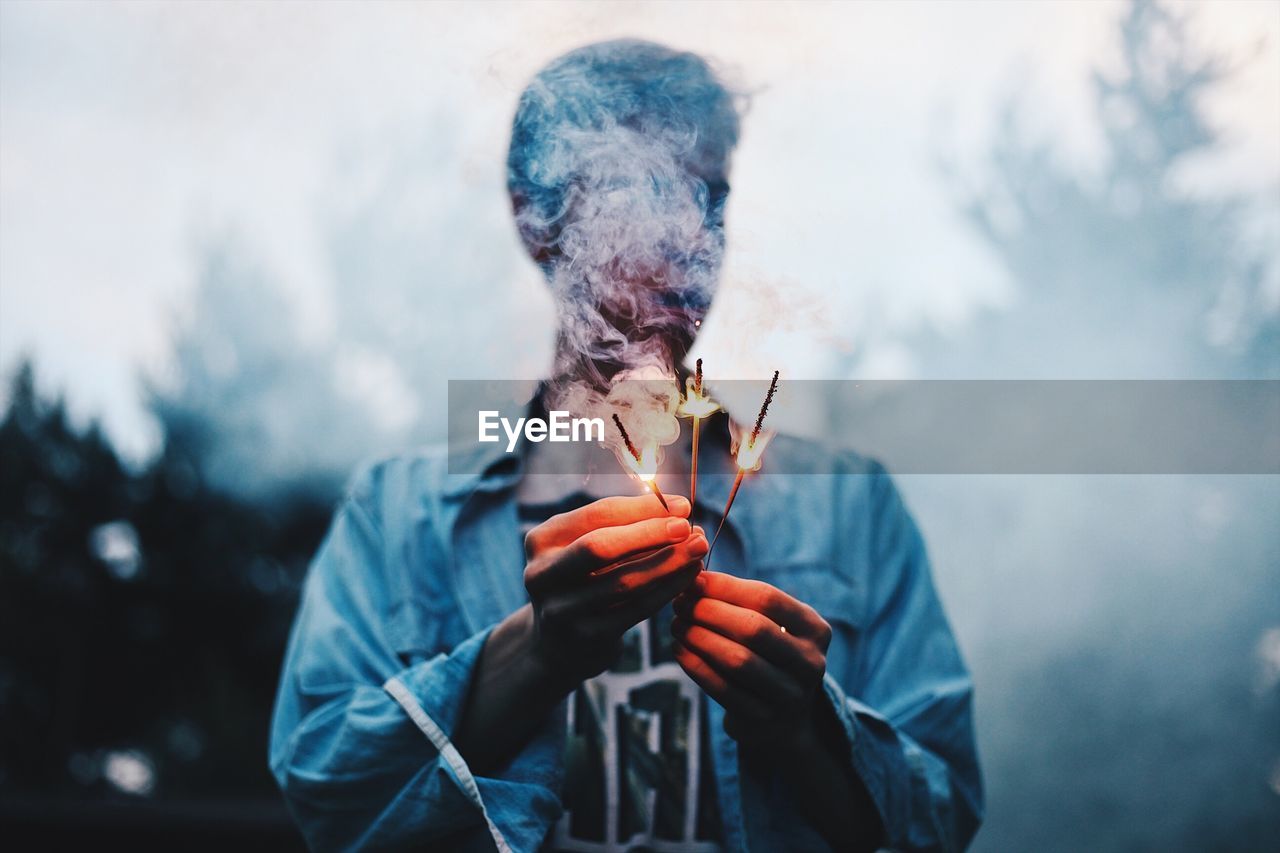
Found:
[910,3,1280,848]
[505,39,742,461]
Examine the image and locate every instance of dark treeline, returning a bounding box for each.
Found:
[0,361,329,841]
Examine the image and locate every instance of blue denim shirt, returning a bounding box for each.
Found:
[269,417,983,851]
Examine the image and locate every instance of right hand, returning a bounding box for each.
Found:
[523,494,708,681]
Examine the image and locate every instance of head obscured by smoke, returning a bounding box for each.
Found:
[507,40,742,419]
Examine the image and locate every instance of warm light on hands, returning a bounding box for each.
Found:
[671,571,832,752]
[523,494,707,682]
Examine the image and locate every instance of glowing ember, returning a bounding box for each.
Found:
[679,392,719,418]
[748,369,779,448]
[677,364,719,419]
[734,429,775,471]
[624,441,660,482]
[612,413,641,463]
[612,413,669,510]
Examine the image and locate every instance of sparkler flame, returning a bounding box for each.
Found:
[621,441,660,482]
[611,412,669,510]
[733,429,775,472]
[678,375,720,419]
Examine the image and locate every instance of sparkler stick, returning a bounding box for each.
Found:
[691,414,701,507]
[692,359,702,505]
[706,467,745,566]
[677,358,720,508]
[707,370,779,565]
[612,413,669,511]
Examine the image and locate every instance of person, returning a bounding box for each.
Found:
[269,39,982,852]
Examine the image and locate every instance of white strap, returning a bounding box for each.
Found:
[384,676,512,853]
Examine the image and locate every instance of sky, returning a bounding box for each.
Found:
[2,0,1276,462]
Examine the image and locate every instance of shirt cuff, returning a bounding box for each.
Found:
[820,673,908,845]
[385,626,566,852]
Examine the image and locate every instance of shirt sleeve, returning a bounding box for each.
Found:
[821,463,984,852]
[267,469,564,852]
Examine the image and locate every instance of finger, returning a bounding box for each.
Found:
[672,639,775,721]
[592,529,707,606]
[594,557,703,635]
[599,524,705,576]
[528,517,694,592]
[671,620,802,710]
[525,494,691,555]
[693,572,831,644]
[673,595,822,678]
[552,532,708,616]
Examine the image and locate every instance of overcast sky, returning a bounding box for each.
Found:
[2,0,1276,461]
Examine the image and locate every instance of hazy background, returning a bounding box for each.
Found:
[1,0,1277,849]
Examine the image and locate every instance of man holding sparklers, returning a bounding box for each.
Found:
[271,39,982,853]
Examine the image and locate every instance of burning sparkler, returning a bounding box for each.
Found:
[677,358,720,507]
[611,413,670,511]
[707,370,779,564]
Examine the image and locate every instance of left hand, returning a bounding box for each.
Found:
[671,571,833,755]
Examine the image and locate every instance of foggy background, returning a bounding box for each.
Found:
[2,0,1277,849]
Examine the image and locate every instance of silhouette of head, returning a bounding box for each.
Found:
[507,40,741,379]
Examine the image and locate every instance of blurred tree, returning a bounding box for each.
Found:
[148,239,367,502]
[1,359,327,825]
[936,0,1278,379]
[911,3,1280,849]
[148,118,542,504]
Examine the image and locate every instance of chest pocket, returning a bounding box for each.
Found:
[750,562,863,687]
[387,596,470,667]
[385,512,477,667]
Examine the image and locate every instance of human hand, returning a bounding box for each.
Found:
[671,571,833,755]
[523,495,708,682]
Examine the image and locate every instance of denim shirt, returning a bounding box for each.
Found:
[269,415,983,851]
